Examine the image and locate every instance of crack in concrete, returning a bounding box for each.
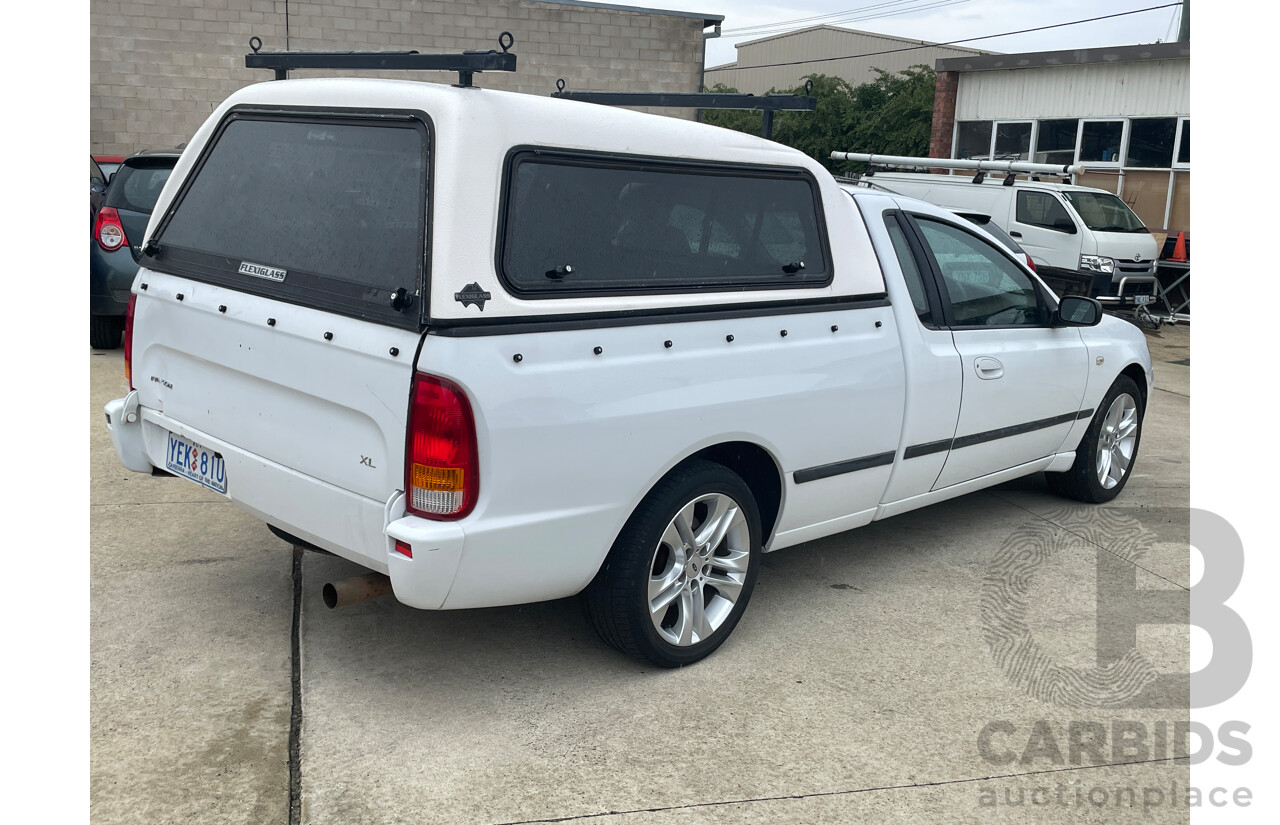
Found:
[487,757,1189,824]
[289,547,303,825]
[89,500,230,508]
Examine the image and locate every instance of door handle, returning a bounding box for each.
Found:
[1009,230,1023,238]
[975,357,1004,379]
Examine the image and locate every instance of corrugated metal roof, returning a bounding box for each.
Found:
[706,25,993,94]
[731,23,988,56]
[938,41,1188,73]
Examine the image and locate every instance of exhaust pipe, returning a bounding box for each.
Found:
[322,573,393,609]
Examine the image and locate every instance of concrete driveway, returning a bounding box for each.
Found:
[90,324,1192,824]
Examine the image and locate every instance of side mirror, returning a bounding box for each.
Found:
[1052,216,1077,234]
[1056,295,1102,327]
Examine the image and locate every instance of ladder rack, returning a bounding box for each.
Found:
[244,33,517,87]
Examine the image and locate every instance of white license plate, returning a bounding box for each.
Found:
[166,433,227,494]
[1133,295,1154,305]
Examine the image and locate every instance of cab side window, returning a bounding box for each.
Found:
[883,215,933,325]
[1016,191,1076,234]
[914,218,1047,327]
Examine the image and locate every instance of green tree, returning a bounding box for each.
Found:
[700,66,936,173]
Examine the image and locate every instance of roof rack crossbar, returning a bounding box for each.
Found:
[551,78,816,140]
[245,33,517,87]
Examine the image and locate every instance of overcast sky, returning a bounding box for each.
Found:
[644,1,1187,68]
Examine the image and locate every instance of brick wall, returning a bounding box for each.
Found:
[928,69,958,159]
[90,0,711,155]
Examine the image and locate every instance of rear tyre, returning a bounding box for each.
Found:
[90,314,124,350]
[584,459,762,668]
[1046,374,1144,503]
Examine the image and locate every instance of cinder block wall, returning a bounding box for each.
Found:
[90,0,711,155]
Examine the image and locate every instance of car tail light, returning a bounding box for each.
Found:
[405,373,478,520]
[123,294,137,390]
[95,207,128,251]
[1024,253,1037,273]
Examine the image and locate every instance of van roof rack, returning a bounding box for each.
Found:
[552,78,817,140]
[244,32,517,87]
[831,152,1080,181]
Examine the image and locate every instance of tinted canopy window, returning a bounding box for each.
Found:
[501,154,830,295]
[157,116,426,315]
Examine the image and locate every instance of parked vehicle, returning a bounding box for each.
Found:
[94,155,126,179]
[951,211,1037,272]
[90,150,180,348]
[105,78,1152,667]
[843,157,1160,305]
[90,156,107,216]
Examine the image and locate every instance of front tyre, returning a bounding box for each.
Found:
[584,459,762,668]
[1046,374,1144,503]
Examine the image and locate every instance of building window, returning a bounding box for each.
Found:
[955,121,992,160]
[1177,120,1190,165]
[994,122,1032,161]
[1126,118,1178,168]
[1079,121,1124,163]
[1034,119,1079,166]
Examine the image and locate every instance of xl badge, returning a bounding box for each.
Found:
[454,282,492,311]
[238,261,287,282]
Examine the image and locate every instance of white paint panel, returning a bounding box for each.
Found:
[956,60,1189,121]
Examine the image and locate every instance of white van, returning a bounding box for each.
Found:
[850,169,1160,299]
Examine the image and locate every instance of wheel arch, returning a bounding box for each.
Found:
[685,441,784,546]
[1119,362,1149,409]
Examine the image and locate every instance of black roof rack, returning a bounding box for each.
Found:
[550,78,817,140]
[244,32,517,87]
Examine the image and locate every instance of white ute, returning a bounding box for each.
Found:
[106,76,1153,667]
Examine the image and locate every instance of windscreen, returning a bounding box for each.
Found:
[153,114,428,328]
[1061,191,1147,233]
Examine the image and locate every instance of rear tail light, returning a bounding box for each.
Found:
[1024,253,1037,273]
[95,207,128,251]
[123,294,137,390]
[405,373,478,520]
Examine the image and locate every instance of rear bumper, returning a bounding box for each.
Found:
[104,395,469,609]
[89,243,138,317]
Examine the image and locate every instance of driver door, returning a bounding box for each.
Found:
[906,215,1090,490]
